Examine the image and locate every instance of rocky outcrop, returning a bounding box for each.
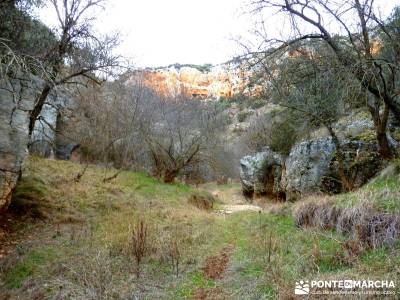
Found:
[0,71,77,211]
[284,138,336,200]
[132,63,262,100]
[29,102,58,157]
[0,74,40,211]
[321,140,382,194]
[239,148,284,199]
[240,138,384,201]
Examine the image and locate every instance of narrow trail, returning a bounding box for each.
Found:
[204,183,263,215]
[193,244,235,300]
[192,184,264,299]
[218,204,261,214]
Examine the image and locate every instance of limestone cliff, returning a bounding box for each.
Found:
[0,72,77,211]
[132,63,261,100]
[0,73,39,211]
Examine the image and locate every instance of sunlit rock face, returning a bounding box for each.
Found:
[133,64,258,100]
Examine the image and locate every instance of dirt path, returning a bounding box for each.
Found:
[191,185,262,299]
[217,204,261,214]
[201,244,235,280]
[203,183,263,215]
[192,244,235,300]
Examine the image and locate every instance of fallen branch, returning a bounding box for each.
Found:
[102,170,122,183]
[74,163,89,182]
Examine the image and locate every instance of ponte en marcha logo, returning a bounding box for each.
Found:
[295,279,396,295]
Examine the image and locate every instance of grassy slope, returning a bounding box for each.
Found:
[0,157,399,299]
[336,161,400,213]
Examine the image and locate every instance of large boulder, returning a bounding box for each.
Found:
[240,137,384,202]
[0,74,40,211]
[284,138,336,200]
[284,138,383,200]
[321,140,383,194]
[239,148,284,198]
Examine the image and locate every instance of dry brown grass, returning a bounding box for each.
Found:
[130,219,149,278]
[294,198,400,249]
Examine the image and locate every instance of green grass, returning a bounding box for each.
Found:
[190,272,216,289]
[121,171,193,200]
[336,162,400,213]
[3,247,56,289]
[1,157,399,299]
[170,272,216,299]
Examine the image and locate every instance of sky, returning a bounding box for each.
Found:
[97,0,250,67]
[38,0,252,67]
[36,0,399,68]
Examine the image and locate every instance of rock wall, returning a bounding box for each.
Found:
[0,72,77,211]
[0,74,41,211]
[29,102,58,157]
[240,138,384,201]
[285,138,336,200]
[132,64,262,100]
[29,90,76,160]
[240,148,285,199]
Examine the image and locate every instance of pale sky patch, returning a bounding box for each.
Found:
[36,0,399,68]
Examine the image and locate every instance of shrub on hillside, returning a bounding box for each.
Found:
[248,99,265,110]
[244,108,305,155]
[188,192,216,210]
[237,111,252,123]
[269,121,299,156]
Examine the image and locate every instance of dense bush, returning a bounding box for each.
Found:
[244,108,306,155]
[248,99,265,110]
[237,111,252,123]
[268,120,299,156]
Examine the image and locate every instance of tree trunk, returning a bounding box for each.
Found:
[29,83,52,135]
[368,101,394,159]
[376,131,393,159]
[326,125,354,192]
[163,170,178,183]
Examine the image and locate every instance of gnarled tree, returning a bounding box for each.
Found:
[28,0,122,135]
[138,94,227,183]
[247,0,400,158]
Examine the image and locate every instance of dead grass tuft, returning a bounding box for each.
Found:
[294,200,341,230]
[130,219,149,278]
[294,199,400,248]
[337,208,400,248]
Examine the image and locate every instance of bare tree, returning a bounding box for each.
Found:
[138,94,227,183]
[65,75,146,173]
[246,0,400,158]
[67,73,228,183]
[28,0,122,136]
